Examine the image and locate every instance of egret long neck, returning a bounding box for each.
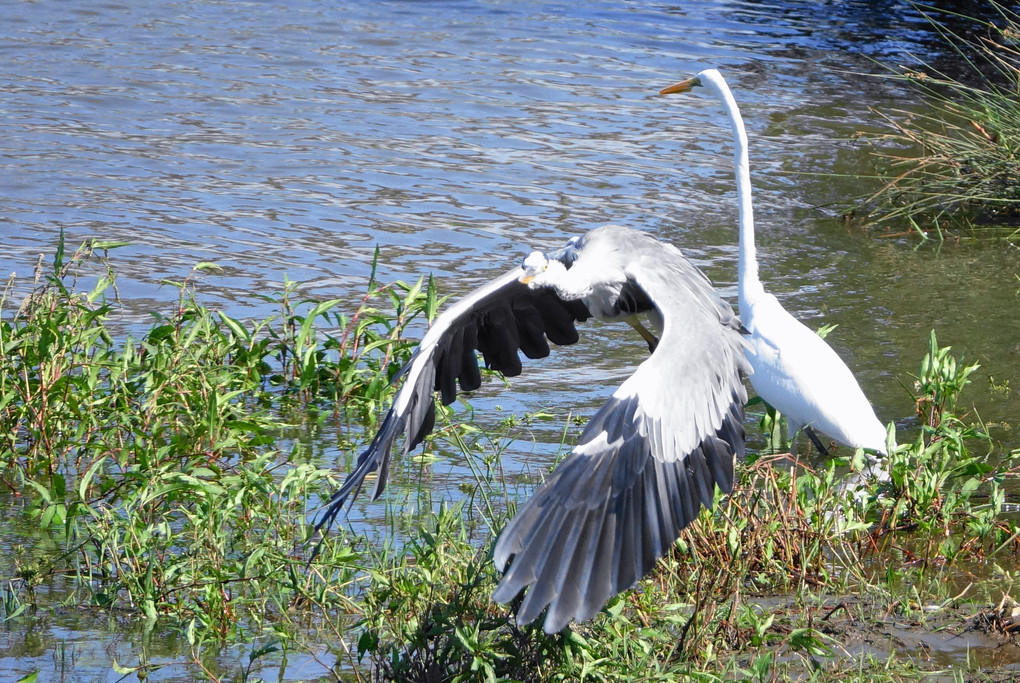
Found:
[701,71,763,316]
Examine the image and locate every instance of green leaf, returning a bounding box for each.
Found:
[23,479,53,505]
[296,298,344,349]
[53,227,65,274]
[787,627,834,657]
[111,659,140,675]
[217,311,251,341]
[78,456,108,500]
[358,629,379,659]
[90,240,131,250]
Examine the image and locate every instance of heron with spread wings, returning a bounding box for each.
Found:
[316,224,750,633]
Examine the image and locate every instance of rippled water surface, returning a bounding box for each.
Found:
[2,1,1020,680]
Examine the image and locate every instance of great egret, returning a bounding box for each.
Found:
[661,69,888,455]
[317,224,750,633]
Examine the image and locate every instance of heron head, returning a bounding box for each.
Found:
[519,251,549,285]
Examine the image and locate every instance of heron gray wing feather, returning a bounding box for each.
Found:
[625,240,751,459]
[491,393,746,632]
[491,233,749,633]
[314,267,590,535]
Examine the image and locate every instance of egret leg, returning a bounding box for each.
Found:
[626,316,659,353]
[804,427,830,457]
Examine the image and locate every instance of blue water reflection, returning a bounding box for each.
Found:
[1,1,1018,679]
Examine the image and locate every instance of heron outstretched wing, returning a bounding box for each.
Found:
[491,235,749,633]
[314,266,591,534]
[318,226,749,634]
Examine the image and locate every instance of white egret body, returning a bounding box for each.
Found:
[662,69,887,454]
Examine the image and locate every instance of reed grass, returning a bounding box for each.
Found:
[865,2,1020,236]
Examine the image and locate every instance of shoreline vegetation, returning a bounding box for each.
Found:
[863,2,1020,240]
[1,238,1019,682]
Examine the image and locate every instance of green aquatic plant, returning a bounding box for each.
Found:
[347,328,1020,681]
[861,331,1019,567]
[0,233,436,652]
[866,2,1020,235]
[2,236,1019,681]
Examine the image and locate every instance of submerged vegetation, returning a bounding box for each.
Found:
[865,2,1020,237]
[1,238,1020,681]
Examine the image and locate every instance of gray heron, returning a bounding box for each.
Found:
[317,224,750,633]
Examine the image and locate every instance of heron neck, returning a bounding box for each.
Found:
[702,72,763,316]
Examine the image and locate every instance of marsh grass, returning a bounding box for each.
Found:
[345,335,1020,681]
[2,237,1020,681]
[865,2,1020,237]
[0,234,438,678]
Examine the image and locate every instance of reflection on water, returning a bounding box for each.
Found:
[2,0,1019,679]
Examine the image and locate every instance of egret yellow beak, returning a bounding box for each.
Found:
[659,76,701,95]
[519,273,535,284]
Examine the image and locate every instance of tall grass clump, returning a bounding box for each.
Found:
[0,234,439,675]
[866,2,1020,235]
[862,332,1020,567]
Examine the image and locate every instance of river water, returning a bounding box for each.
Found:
[2,1,1019,680]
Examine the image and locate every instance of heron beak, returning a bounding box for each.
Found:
[519,273,535,284]
[659,76,701,95]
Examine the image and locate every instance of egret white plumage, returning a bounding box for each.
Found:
[661,69,888,456]
[317,225,750,633]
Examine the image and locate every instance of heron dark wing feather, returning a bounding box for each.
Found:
[409,396,436,452]
[711,403,743,492]
[686,442,715,509]
[614,469,641,592]
[542,504,602,628]
[478,305,522,376]
[457,324,482,392]
[536,293,588,346]
[515,509,584,626]
[436,328,463,405]
[491,391,745,633]
[580,506,618,620]
[613,280,655,316]
[315,267,591,535]
[513,299,554,359]
[641,459,664,559]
